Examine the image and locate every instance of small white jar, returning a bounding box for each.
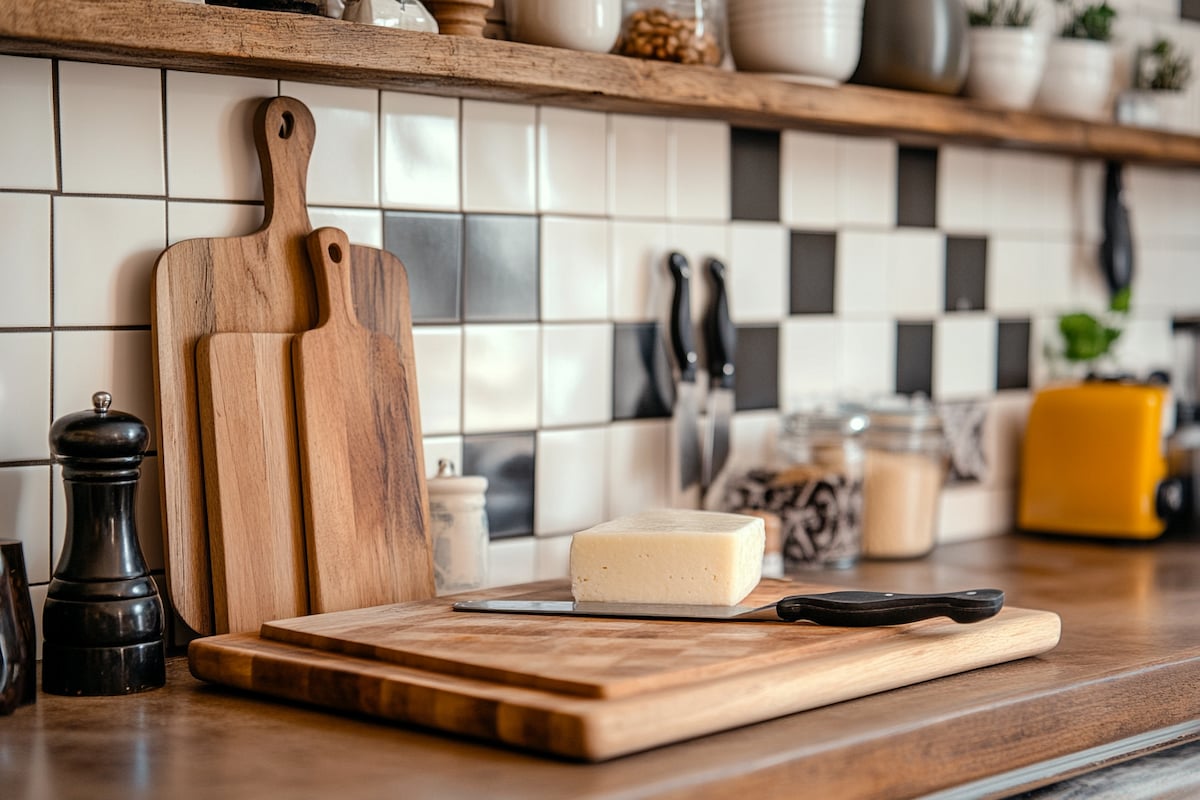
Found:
[427,460,489,595]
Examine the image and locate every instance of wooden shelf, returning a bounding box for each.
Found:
[4,0,1200,166]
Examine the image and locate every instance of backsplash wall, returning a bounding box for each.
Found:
[2,45,1199,641]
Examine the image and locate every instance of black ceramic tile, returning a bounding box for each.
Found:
[463,214,539,322]
[896,146,938,228]
[996,319,1032,391]
[612,323,674,421]
[730,128,781,222]
[944,236,988,312]
[734,325,779,411]
[383,212,463,323]
[462,432,536,539]
[896,322,934,397]
[789,231,837,315]
[1183,0,1200,21]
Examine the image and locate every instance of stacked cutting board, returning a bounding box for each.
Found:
[152,97,435,636]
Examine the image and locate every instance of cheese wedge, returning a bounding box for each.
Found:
[569,510,766,605]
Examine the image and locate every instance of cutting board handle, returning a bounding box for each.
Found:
[307,227,359,330]
[255,97,316,234]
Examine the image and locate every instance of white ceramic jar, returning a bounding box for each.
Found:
[506,0,622,52]
[427,459,489,595]
[964,27,1048,110]
[1035,38,1114,120]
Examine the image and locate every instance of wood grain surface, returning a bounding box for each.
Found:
[194,577,1062,761]
[196,332,308,634]
[151,97,432,635]
[292,227,434,615]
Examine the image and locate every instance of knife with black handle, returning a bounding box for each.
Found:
[703,258,735,492]
[668,252,702,493]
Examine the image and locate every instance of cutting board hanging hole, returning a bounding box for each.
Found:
[327,242,343,263]
[279,111,295,140]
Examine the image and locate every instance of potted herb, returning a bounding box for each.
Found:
[1118,37,1193,129]
[963,0,1046,109]
[1048,287,1131,379]
[1035,1,1118,120]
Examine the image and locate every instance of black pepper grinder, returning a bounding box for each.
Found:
[43,391,165,695]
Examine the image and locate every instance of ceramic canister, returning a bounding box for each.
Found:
[428,460,490,595]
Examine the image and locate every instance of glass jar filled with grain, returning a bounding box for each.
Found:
[616,0,725,66]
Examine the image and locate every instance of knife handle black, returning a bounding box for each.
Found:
[705,258,736,391]
[668,252,697,382]
[774,589,1005,626]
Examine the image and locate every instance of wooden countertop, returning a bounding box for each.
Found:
[3,532,1200,799]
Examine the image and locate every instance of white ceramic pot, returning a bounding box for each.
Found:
[1035,38,1114,121]
[728,0,865,84]
[963,28,1047,110]
[506,0,622,52]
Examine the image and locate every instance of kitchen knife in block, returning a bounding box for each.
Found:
[293,227,435,614]
[196,332,308,634]
[668,252,702,503]
[152,96,431,634]
[702,257,735,499]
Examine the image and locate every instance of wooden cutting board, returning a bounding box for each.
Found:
[152,96,433,635]
[189,578,1062,761]
[196,332,308,634]
[293,228,433,615]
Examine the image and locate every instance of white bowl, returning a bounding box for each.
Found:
[964,28,1047,110]
[506,0,621,53]
[728,0,864,82]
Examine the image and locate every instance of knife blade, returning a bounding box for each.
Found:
[668,252,702,493]
[454,589,1005,626]
[703,257,735,493]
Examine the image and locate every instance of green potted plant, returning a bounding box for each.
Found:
[1035,1,1118,120]
[1047,287,1131,379]
[1118,37,1193,129]
[963,0,1047,109]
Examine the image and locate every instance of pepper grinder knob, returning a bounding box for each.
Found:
[43,391,165,696]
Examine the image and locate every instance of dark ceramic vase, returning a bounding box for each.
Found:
[851,0,970,95]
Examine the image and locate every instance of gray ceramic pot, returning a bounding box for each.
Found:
[851,0,970,94]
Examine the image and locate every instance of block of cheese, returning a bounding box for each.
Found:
[570,510,766,605]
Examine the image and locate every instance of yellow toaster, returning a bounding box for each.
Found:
[1018,381,1175,539]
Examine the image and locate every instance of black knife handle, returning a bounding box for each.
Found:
[705,258,736,391]
[668,252,697,382]
[775,589,1005,626]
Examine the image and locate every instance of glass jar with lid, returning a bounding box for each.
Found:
[615,0,726,66]
[861,404,948,559]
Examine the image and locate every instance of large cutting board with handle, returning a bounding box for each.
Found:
[189,578,1062,761]
[152,96,434,635]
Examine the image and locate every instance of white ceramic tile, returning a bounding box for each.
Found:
[1114,315,1174,375]
[608,114,668,219]
[988,237,1073,315]
[1029,313,1067,387]
[934,315,997,400]
[0,466,51,582]
[486,536,536,588]
[838,319,895,398]
[668,221,730,332]
[165,71,276,201]
[1075,159,1105,243]
[461,324,539,433]
[609,220,669,322]
[728,223,788,323]
[889,229,944,317]
[540,216,609,321]
[781,131,839,229]
[780,317,840,409]
[937,485,1014,544]
[167,201,263,244]
[837,137,896,227]
[381,92,460,211]
[52,330,157,436]
[535,534,572,580]
[668,119,729,222]
[281,82,379,207]
[307,207,384,248]
[537,106,607,216]
[986,150,1038,233]
[936,145,987,233]
[727,410,782,475]
[462,100,536,213]
[54,196,166,326]
[0,56,57,190]
[606,419,669,518]
[1136,245,1200,314]
[541,323,613,428]
[58,61,164,196]
[836,230,889,316]
[1030,153,1075,236]
[1040,239,1078,312]
[535,427,608,535]
[0,193,51,327]
[422,435,464,479]
[412,326,462,435]
[0,333,51,461]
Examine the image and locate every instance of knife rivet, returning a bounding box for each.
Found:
[967,591,977,595]
[885,593,894,597]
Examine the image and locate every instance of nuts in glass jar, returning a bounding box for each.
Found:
[616,7,722,66]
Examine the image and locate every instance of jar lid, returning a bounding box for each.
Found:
[782,405,869,438]
[49,392,150,460]
[867,406,943,433]
[427,459,488,496]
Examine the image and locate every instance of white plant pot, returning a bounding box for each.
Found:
[963,28,1047,110]
[1035,38,1114,121]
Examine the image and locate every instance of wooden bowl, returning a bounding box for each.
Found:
[426,0,494,36]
